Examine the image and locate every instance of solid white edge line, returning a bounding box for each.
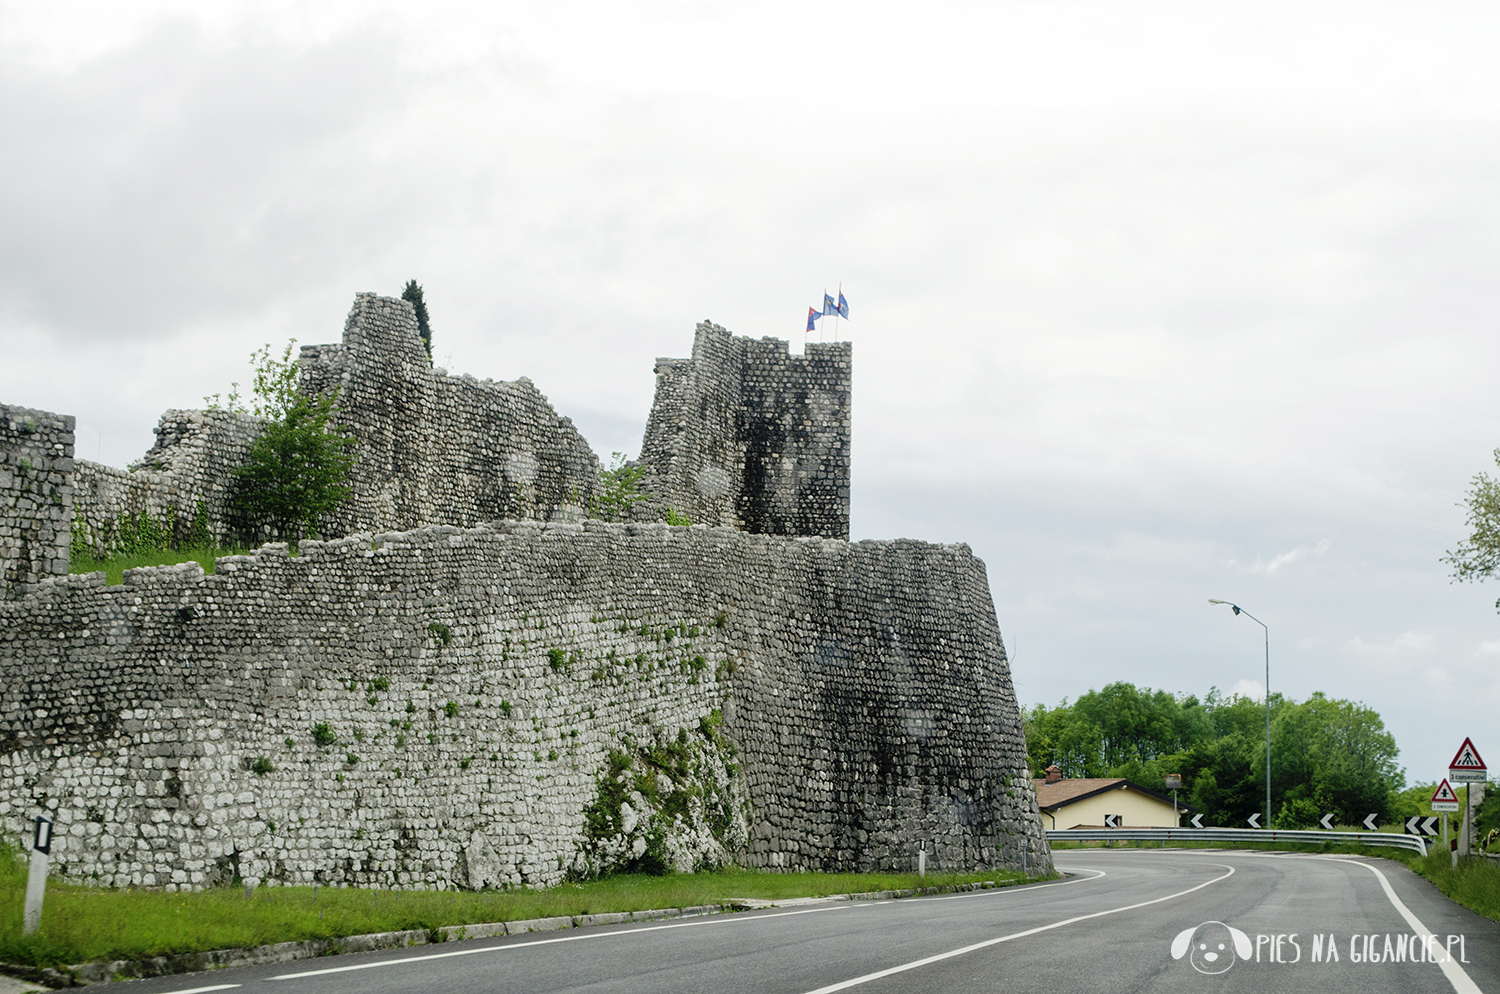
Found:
[270,906,843,980]
[152,986,241,994]
[797,862,1236,994]
[270,870,1105,981]
[1048,848,1484,994]
[1286,855,1482,994]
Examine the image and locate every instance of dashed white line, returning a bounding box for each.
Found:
[269,870,1099,981]
[269,905,844,980]
[797,863,1237,994]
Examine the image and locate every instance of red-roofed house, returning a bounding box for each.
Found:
[1033,765,1190,830]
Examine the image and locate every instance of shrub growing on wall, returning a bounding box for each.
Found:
[229,341,356,544]
[593,452,646,522]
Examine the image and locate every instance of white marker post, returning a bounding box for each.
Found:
[23,815,53,935]
[918,841,926,877]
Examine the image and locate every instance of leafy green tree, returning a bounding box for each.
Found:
[592,452,646,522]
[402,280,432,358]
[1267,692,1403,826]
[1023,682,1405,829]
[229,341,356,543]
[1444,449,1500,608]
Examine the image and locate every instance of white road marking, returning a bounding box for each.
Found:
[151,986,241,993]
[1285,855,1483,994]
[269,905,844,980]
[905,866,1105,902]
[269,871,1099,982]
[798,862,1236,994]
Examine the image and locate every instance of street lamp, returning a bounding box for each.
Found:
[1209,599,1271,830]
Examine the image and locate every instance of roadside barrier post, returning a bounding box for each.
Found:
[918,842,926,877]
[23,815,53,935]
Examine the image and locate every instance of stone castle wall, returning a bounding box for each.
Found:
[298,294,601,535]
[71,409,262,556]
[8,303,855,584]
[0,405,74,595]
[0,522,1046,891]
[638,323,851,539]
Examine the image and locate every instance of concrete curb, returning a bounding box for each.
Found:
[7,877,1034,987]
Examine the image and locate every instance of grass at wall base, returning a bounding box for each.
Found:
[69,545,255,585]
[0,843,1032,970]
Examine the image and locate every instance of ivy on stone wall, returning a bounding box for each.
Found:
[572,712,746,878]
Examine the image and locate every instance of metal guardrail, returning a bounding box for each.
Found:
[1047,827,1428,857]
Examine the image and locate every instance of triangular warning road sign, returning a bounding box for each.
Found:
[1432,780,1460,804]
[1449,737,1487,771]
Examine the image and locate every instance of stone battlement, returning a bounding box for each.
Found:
[640,323,851,539]
[0,404,74,594]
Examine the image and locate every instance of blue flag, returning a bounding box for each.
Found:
[806,307,819,332]
[823,293,838,317]
[836,292,849,318]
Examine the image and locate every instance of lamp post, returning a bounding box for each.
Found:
[1209,599,1271,830]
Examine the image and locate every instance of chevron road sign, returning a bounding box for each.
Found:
[1190,813,1205,828]
[1448,737,1487,783]
[1319,813,1336,830]
[1104,814,1121,828]
[1363,813,1379,830]
[1431,779,1461,813]
[1405,816,1440,836]
[1247,812,1261,828]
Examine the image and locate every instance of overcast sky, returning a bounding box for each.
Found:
[3,1,1498,789]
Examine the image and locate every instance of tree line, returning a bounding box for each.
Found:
[1023,682,1406,829]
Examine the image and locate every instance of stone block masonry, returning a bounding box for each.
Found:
[72,409,263,557]
[0,404,74,595]
[299,293,601,535]
[0,521,1047,891]
[40,292,602,572]
[638,323,851,539]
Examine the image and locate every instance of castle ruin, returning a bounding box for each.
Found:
[0,293,1046,892]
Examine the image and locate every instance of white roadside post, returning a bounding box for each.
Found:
[23,815,54,935]
[918,841,926,878]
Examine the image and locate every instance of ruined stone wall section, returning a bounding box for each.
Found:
[638,323,851,539]
[71,410,262,556]
[0,522,1046,891]
[0,405,74,598]
[299,293,602,535]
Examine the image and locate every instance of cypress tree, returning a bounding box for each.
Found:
[401,280,432,358]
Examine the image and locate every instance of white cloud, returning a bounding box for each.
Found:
[1230,539,1331,576]
[1230,679,1265,700]
[1475,640,1500,656]
[1342,631,1435,656]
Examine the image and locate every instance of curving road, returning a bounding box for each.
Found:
[112,850,1500,994]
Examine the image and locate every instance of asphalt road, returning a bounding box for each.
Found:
[111,850,1500,994]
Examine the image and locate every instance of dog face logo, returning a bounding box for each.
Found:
[1171,921,1253,974]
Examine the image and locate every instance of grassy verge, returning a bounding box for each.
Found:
[0,848,1033,969]
[69,545,253,585]
[1400,850,1500,922]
